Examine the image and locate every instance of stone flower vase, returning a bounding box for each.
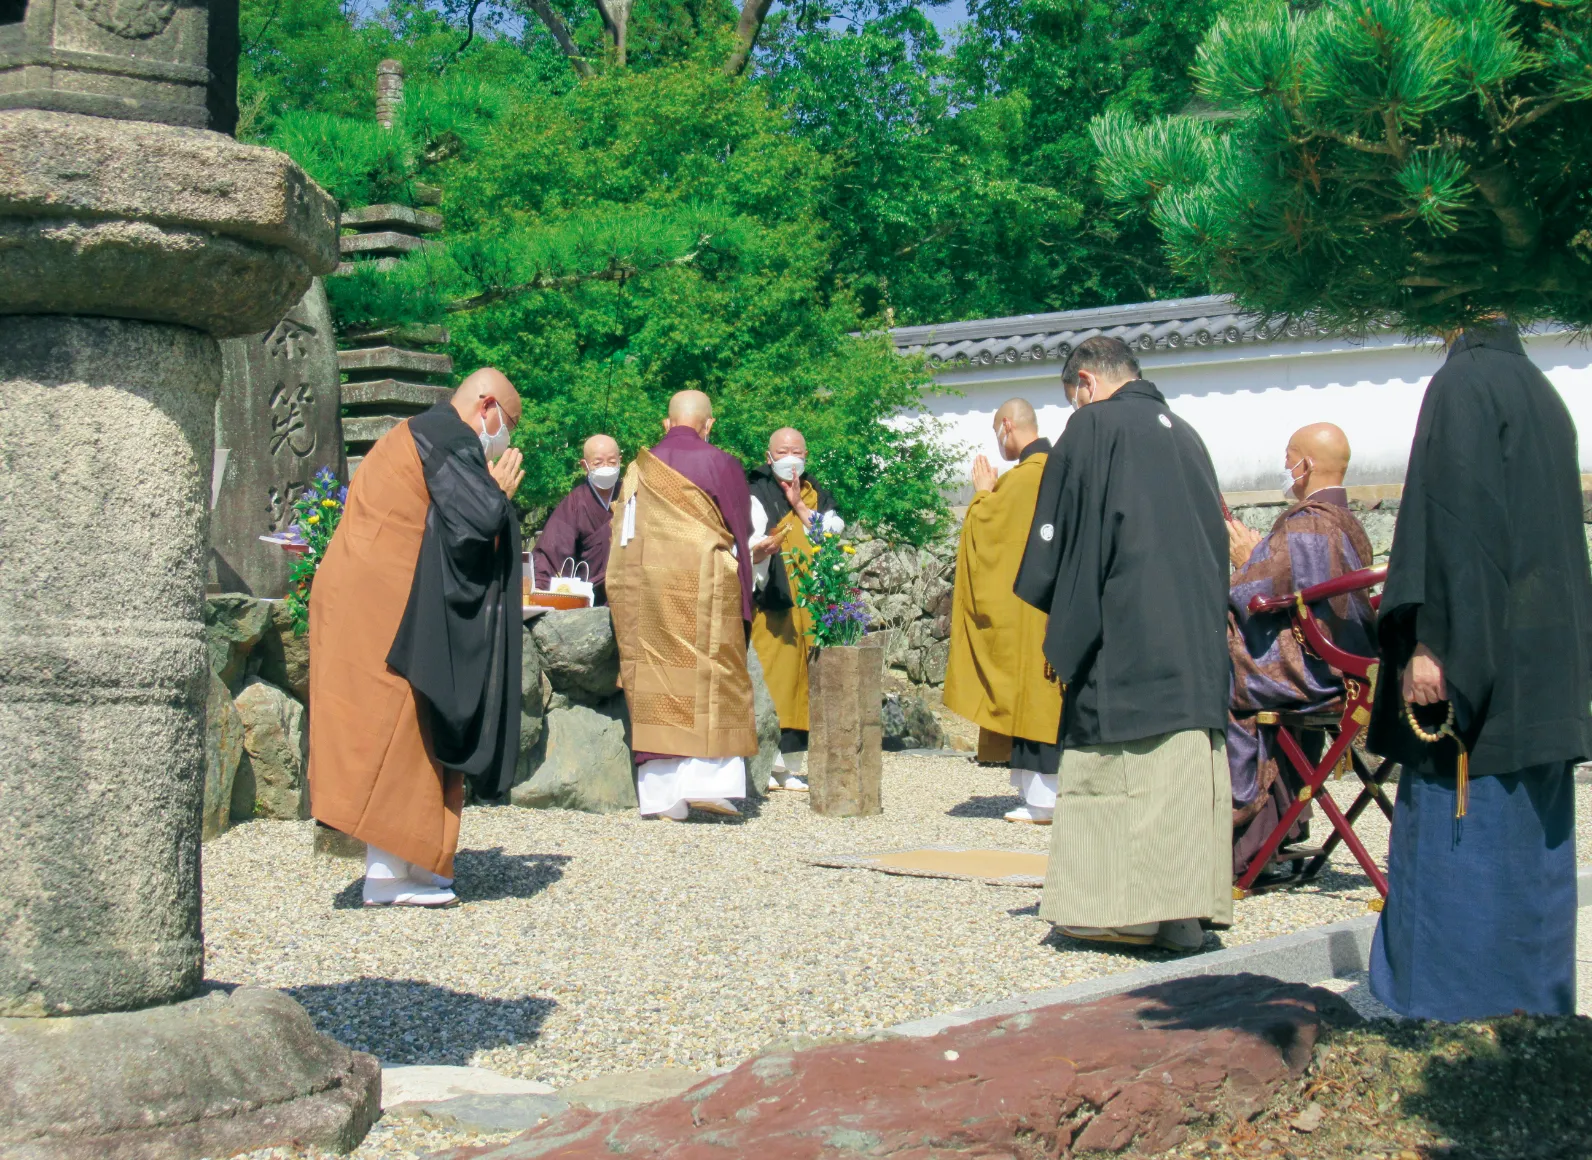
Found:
[806,634,884,817]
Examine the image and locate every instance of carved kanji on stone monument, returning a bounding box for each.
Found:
[212,278,343,596]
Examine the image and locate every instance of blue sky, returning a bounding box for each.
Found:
[925,0,969,36]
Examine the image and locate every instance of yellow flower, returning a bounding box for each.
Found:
[842,544,856,554]
[321,498,337,508]
[306,514,320,525]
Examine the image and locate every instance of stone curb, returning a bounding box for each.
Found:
[890,864,1592,1038]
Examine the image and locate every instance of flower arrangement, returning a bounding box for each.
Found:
[284,467,347,636]
[787,514,872,649]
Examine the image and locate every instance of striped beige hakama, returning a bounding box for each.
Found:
[1039,728,1233,928]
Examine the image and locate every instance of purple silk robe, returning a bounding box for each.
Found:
[1227,488,1376,874]
[532,479,614,602]
[631,424,755,764]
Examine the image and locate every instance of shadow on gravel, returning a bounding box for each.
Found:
[330,848,571,908]
[945,794,1022,819]
[1040,924,1221,959]
[286,977,558,1065]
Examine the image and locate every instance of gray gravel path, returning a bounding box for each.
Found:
[209,753,1589,1159]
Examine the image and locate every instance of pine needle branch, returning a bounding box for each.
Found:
[443,243,710,312]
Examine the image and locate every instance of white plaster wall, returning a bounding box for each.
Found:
[921,330,1592,493]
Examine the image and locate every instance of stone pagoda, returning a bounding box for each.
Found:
[333,58,454,475]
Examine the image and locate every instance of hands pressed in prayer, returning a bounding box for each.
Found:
[1226,518,1263,569]
[751,531,786,564]
[971,454,999,493]
[489,447,525,497]
[1403,643,1447,705]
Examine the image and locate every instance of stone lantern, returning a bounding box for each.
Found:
[0,0,380,1154]
[0,0,238,130]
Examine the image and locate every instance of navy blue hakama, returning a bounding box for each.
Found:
[1369,763,1578,1021]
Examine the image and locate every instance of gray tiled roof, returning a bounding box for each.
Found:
[889,294,1330,368]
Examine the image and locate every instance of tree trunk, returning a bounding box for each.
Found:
[724,0,775,76]
[523,0,593,77]
[594,0,631,67]
[806,637,884,818]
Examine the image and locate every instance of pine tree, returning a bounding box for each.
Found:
[1091,0,1592,331]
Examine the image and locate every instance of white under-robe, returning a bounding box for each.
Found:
[636,756,747,815]
[1009,769,1058,809]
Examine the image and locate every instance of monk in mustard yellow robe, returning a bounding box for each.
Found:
[746,426,846,790]
[944,398,1063,823]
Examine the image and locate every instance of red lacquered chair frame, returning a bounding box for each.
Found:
[1233,564,1393,900]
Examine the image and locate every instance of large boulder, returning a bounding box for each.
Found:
[202,673,245,841]
[531,608,619,701]
[232,678,310,821]
[0,987,379,1158]
[882,691,945,751]
[511,699,636,813]
[520,624,546,757]
[204,594,271,689]
[442,975,1353,1160]
[253,599,310,703]
[744,646,779,801]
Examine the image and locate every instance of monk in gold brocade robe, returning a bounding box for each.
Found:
[747,427,846,791]
[944,398,1063,823]
[607,390,760,821]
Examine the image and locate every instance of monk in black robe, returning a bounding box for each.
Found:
[312,368,524,908]
[1015,336,1232,953]
[1367,321,1591,1021]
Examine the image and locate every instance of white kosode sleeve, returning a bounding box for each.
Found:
[750,496,770,587]
[818,509,844,535]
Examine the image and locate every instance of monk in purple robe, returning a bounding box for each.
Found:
[1226,423,1376,879]
[606,390,759,820]
[532,434,620,604]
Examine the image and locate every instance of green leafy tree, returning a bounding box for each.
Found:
[440,64,957,542]
[1092,0,1592,331]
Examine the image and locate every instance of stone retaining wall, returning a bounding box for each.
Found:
[853,494,1592,691]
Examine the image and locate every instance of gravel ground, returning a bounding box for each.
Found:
[209,754,1590,1159]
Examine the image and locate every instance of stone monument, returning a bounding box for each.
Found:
[0,0,379,1153]
[212,278,343,596]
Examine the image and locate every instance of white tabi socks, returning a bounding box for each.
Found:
[362,844,459,908]
[1004,770,1057,824]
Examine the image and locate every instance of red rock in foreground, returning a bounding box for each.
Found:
[446,973,1355,1159]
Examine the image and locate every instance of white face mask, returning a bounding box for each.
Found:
[588,464,621,490]
[478,410,511,461]
[1281,461,1303,499]
[771,455,805,482]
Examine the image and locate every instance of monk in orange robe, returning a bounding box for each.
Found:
[308,368,525,907]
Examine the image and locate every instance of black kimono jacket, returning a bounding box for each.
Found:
[747,464,837,614]
[1367,323,1592,778]
[1014,379,1229,748]
[386,404,523,798]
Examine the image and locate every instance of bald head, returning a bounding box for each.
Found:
[992,397,1041,462]
[767,427,806,459]
[582,433,620,467]
[664,390,715,435]
[451,366,522,431]
[1284,422,1350,499]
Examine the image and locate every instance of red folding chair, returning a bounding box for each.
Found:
[1232,564,1395,902]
